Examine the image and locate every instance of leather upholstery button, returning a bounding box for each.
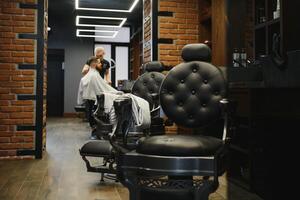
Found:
[192,68,197,73]
[203,80,208,84]
[169,91,173,95]
[191,90,196,95]
[202,103,206,107]
[180,79,185,83]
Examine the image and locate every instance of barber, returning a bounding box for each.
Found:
[82,47,112,85]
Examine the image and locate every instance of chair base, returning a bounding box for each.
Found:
[119,174,218,200]
[138,177,217,200]
[116,149,227,200]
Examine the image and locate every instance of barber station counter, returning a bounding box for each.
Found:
[228,81,300,199]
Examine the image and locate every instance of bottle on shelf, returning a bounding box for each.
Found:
[273,0,280,19]
[233,48,240,67]
[240,48,247,67]
[258,7,266,24]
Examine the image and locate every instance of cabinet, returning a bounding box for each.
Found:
[228,87,300,199]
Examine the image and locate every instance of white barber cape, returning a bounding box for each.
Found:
[77,67,119,104]
[77,67,151,131]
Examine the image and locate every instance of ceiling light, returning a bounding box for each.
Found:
[76,16,127,28]
[76,29,118,38]
[75,0,139,13]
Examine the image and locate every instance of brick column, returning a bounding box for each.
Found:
[158,0,200,67]
[143,0,153,63]
[0,0,48,159]
[157,0,199,134]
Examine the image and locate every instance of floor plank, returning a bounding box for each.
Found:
[0,118,263,200]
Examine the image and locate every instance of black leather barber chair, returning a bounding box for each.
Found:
[79,61,166,181]
[110,43,232,200]
[131,61,165,135]
[79,94,133,181]
[92,61,166,140]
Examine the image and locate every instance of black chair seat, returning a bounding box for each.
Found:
[137,135,223,157]
[80,140,113,157]
[74,105,85,112]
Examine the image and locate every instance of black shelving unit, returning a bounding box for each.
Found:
[254,0,281,59]
[254,0,300,59]
[228,1,300,199]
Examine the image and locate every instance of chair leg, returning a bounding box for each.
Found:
[120,173,139,200]
[100,173,104,182]
[194,180,217,200]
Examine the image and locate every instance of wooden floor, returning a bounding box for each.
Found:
[0,118,263,200]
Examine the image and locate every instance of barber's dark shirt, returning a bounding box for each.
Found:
[86,58,110,78]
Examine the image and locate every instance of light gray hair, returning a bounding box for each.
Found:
[94,47,105,55]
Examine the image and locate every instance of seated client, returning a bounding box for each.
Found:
[77,56,150,134]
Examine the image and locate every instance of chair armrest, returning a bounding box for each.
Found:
[220,98,237,115]
[93,114,113,139]
[108,133,130,154]
[93,115,113,130]
[113,97,132,112]
[150,93,159,101]
[150,105,160,115]
[150,93,160,118]
[219,98,237,143]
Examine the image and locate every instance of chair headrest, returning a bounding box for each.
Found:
[145,61,165,72]
[181,43,212,62]
[131,71,165,109]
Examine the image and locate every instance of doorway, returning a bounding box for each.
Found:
[47,49,65,117]
[94,44,129,87]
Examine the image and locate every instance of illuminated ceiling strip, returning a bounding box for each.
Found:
[76,16,127,28]
[76,29,119,38]
[75,0,139,13]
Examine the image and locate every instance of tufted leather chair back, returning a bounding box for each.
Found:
[160,44,226,128]
[131,62,165,109]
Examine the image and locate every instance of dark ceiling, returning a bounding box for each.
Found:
[48,0,142,31]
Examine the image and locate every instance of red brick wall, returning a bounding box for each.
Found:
[158,0,200,67]
[158,0,199,134]
[143,0,152,63]
[0,0,48,159]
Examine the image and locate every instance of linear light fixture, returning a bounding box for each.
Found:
[75,0,139,13]
[76,16,127,28]
[76,29,119,38]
